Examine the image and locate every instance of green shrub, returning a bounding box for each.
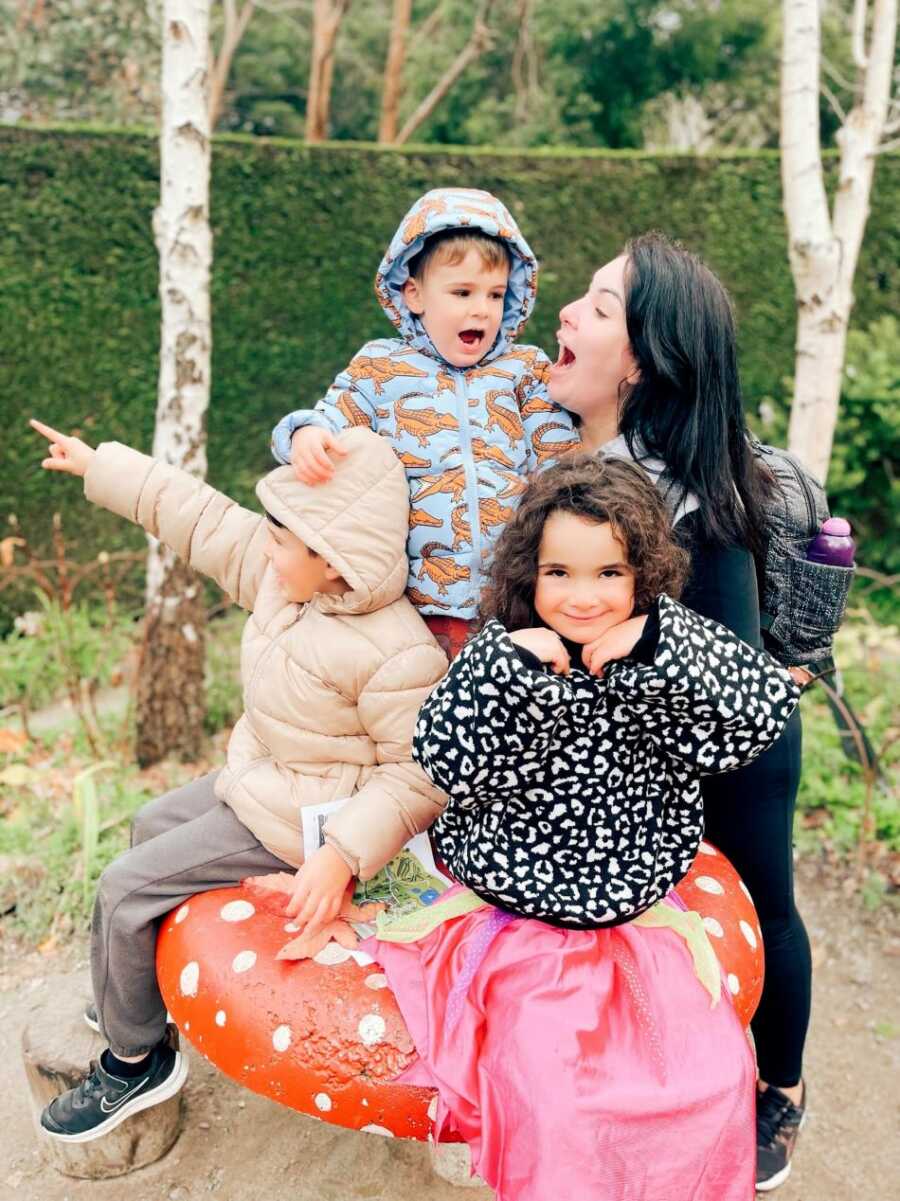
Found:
[2,126,897,622]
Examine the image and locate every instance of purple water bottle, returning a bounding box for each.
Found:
[806,517,855,567]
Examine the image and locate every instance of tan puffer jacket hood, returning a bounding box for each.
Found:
[84,428,448,876]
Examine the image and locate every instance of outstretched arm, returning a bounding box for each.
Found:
[31,420,269,610]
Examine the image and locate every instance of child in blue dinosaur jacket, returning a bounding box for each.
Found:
[271,187,578,655]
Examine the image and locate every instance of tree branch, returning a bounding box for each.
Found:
[821,53,856,95]
[851,0,869,69]
[209,1,257,129]
[821,79,847,123]
[394,0,493,145]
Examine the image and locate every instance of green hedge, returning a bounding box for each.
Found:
[2,126,898,619]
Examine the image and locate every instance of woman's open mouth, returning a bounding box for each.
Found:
[458,329,484,347]
[554,343,576,369]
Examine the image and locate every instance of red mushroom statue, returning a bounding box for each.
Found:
[157,840,763,1138]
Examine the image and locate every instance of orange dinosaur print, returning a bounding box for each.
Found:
[464,365,517,382]
[519,390,555,417]
[399,450,431,469]
[484,390,524,441]
[334,391,372,428]
[469,438,516,469]
[418,543,471,595]
[531,422,581,461]
[393,396,459,447]
[435,370,456,393]
[495,469,528,500]
[346,356,431,395]
[410,508,443,529]
[406,587,451,610]
[414,467,469,502]
[479,497,515,536]
[494,347,541,368]
[402,197,449,244]
[451,506,472,550]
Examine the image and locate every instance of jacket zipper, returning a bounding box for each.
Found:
[455,371,484,597]
[790,456,818,532]
[243,601,309,709]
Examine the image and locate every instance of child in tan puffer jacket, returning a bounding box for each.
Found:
[29,418,448,1144]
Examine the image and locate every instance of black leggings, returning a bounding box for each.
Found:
[701,708,809,1087]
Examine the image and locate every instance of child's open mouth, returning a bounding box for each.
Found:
[458,329,484,347]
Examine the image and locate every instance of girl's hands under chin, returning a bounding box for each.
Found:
[509,627,571,674]
[581,615,648,678]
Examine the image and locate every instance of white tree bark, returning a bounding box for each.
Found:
[781,0,898,483]
[139,0,212,765]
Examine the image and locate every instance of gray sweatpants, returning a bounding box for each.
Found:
[91,771,292,1057]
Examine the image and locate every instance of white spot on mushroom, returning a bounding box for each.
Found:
[360,1124,394,1137]
[175,904,190,924]
[215,1010,227,1027]
[362,1099,368,1107]
[284,922,301,933]
[739,920,758,949]
[695,875,725,895]
[232,950,257,974]
[727,973,740,995]
[697,841,716,855]
[220,900,255,923]
[358,1014,386,1046]
[179,961,199,997]
[314,1093,332,1112]
[702,916,724,939]
[365,973,388,990]
[272,1025,292,1052]
[427,1095,438,1122]
[313,943,352,966]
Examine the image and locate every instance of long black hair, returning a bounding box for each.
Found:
[618,231,770,553]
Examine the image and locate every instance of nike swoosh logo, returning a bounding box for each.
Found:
[99,1076,150,1113]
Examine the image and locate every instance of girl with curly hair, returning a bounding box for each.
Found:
[364,453,799,1201]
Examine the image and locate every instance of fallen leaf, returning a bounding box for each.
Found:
[241,872,296,914]
[344,897,387,923]
[277,918,361,961]
[0,729,27,755]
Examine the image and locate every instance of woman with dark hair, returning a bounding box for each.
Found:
[549,232,809,1193]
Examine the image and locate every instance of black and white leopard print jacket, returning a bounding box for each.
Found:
[414,595,800,929]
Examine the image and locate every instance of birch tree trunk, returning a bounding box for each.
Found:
[781,0,898,483]
[378,0,411,143]
[138,0,212,767]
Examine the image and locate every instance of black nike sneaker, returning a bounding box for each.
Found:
[40,1042,188,1143]
[755,1082,807,1192]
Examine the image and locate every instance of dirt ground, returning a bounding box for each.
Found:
[1,857,897,1201]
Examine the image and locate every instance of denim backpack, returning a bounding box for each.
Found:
[751,439,854,676]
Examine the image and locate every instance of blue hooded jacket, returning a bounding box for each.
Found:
[272,188,578,619]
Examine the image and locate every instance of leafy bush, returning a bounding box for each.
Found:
[2,126,897,624]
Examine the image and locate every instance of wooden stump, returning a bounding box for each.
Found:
[21,969,184,1179]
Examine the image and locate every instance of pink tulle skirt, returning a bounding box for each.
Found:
[364,893,755,1201]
